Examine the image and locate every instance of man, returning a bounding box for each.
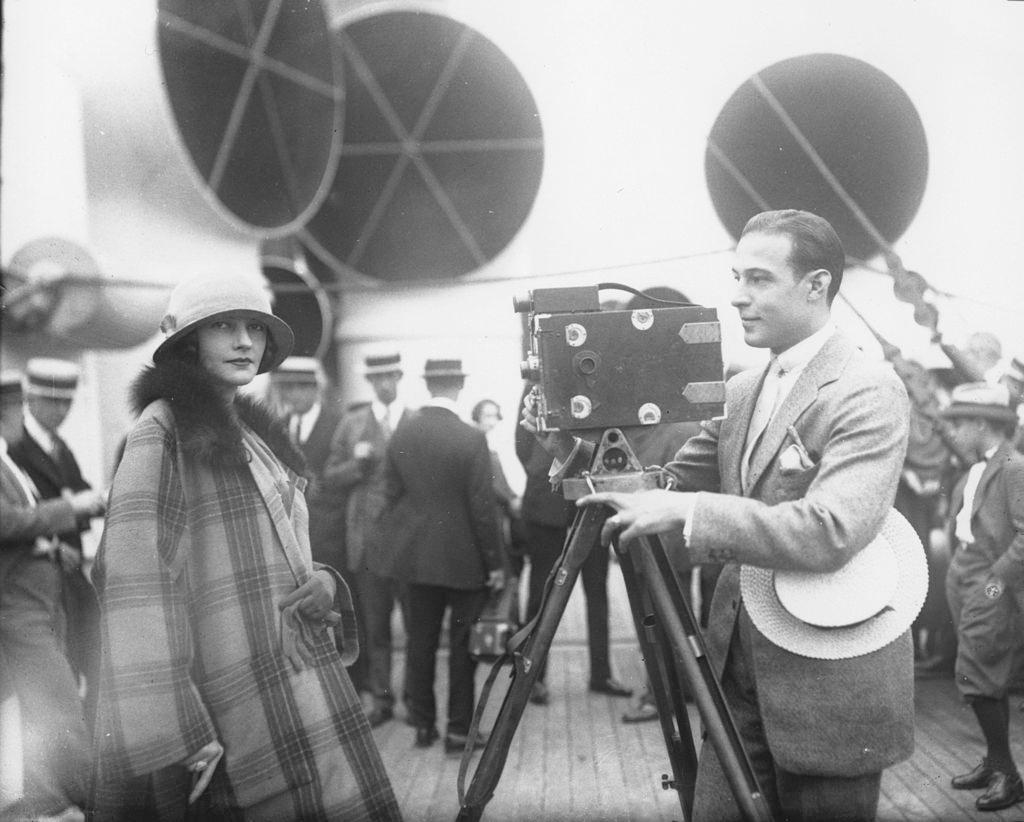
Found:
[514,400,632,706]
[8,358,102,727]
[0,371,104,821]
[530,210,913,820]
[324,353,411,726]
[942,382,1023,812]
[272,357,364,686]
[380,359,504,752]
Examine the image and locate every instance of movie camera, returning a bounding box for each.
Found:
[513,284,726,432]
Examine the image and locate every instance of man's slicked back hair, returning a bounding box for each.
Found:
[742,209,845,304]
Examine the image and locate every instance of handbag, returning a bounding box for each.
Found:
[469,575,520,661]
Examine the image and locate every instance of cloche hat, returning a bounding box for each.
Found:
[153,274,294,373]
[740,508,928,660]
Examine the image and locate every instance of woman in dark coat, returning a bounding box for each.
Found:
[90,275,401,821]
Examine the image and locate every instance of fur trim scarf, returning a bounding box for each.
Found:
[131,359,307,476]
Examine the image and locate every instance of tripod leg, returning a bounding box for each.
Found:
[456,505,605,821]
[634,536,776,822]
[618,548,698,820]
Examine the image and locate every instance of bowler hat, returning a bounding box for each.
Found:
[940,381,1017,425]
[741,508,928,660]
[153,274,294,373]
[25,358,80,400]
[423,359,466,379]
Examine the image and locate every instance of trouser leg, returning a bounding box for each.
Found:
[446,587,488,736]
[359,570,398,709]
[404,584,446,730]
[523,521,566,684]
[580,540,611,684]
[0,557,91,815]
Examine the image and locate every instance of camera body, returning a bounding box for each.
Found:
[517,286,725,431]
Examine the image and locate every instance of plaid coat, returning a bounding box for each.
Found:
[91,361,400,821]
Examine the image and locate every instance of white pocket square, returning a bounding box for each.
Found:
[778,442,815,474]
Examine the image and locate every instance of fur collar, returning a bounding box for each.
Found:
[131,360,306,475]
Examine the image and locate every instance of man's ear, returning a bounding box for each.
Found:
[806,268,831,302]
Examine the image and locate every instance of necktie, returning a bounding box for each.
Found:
[742,359,786,492]
[381,406,392,440]
[290,414,302,445]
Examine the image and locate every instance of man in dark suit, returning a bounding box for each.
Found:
[1,371,104,821]
[380,359,505,752]
[943,382,1024,811]
[271,356,364,689]
[324,353,412,727]
[8,358,103,728]
[514,393,632,706]
[535,210,914,820]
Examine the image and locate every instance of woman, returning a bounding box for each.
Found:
[90,275,401,820]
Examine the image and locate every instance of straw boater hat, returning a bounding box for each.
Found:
[363,353,402,377]
[24,358,80,400]
[273,356,326,385]
[153,274,294,373]
[1,371,25,405]
[422,358,467,379]
[940,381,1018,426]
[740,508,928,660]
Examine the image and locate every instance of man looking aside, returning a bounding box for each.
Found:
[527,210,913,821]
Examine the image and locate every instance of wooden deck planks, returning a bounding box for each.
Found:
[373,562,1024,821]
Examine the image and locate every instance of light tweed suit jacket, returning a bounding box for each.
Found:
[666,330,915,777]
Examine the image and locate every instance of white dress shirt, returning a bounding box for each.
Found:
[24,408,57,456]
[954,445,998,545]
[291,402,322,445]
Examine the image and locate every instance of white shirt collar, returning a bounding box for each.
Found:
[425,397,458,413]
[774,321,836,376]
[372,398,405,424]
[23,408,56,455]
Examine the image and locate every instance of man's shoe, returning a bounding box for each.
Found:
[976,771,1023,811]
[414,726,439,748]
[622,700,659,723]
[952,759,996,790]
[589,677,633,697]
[366,706,394,728]
[445,731,489,755]
[529,681,550,705]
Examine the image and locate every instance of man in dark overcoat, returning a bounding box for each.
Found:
[324,353,412,726]
[943,382,1024,812]
[380,359,505,752]
[8,358,103,727]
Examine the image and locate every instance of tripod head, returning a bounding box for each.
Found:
[560,427,669,501]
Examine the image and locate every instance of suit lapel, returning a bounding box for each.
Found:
[21,429,64,491]
[724,369,763,494]
[745,332,853,495]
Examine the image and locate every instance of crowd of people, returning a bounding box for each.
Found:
[1,209,1022,820]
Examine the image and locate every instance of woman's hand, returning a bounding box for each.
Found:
[183,739,224,804]
[279,570,337,622]
[576,489,696,546]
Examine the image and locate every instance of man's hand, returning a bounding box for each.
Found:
[184,739,224,804]
[486,569,506,591]
[278,570,338,624]
[66,488,106,518]
[519,391,577,461]
[577,489,696,546]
